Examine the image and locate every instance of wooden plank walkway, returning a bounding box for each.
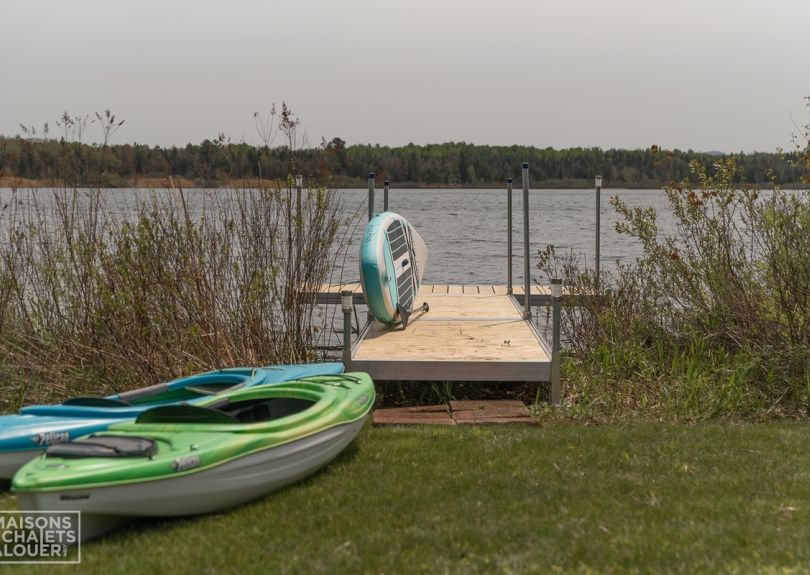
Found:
[347,286,550,382]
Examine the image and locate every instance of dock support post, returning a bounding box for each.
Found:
[595,175,602,288]
[367,172,375,222]
[522,162,531,319]
[341,290,353,370]
[507,177,513,294]
[384,180,390,212]
[551,277,562,404]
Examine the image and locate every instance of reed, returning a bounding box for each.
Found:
[0,109,354,411]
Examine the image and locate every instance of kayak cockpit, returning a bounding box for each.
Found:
[135,398,317,425]
[62,397,132,408]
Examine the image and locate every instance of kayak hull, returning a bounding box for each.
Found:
[0,449,42,480]
[17,419,365,541]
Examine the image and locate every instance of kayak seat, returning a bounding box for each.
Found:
[46,435,157,459]
[223,398,316,423]
[62,397,132,407]
[232,402,271,423]
[117,382,169,402]
[185,383,244,396]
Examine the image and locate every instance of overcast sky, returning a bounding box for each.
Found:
[2,0,808,152]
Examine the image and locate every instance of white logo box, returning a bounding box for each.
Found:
[0,510,80,564]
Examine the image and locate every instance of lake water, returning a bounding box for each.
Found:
[0,187,674,286]
[332,188,672,286]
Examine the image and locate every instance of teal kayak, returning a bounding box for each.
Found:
[0,362,344,479]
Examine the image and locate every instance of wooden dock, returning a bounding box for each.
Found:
[321,284,551,383]
[315,163,593,401]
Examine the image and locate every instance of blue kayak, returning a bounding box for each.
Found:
[0,363,344,479]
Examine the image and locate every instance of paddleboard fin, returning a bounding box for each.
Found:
[397,303,412,329]
[397,301,429,329]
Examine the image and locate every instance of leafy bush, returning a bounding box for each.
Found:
[539,102,810,418]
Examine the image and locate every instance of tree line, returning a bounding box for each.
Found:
[0,133,804,188]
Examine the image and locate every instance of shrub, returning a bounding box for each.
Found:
[538,102,810,418]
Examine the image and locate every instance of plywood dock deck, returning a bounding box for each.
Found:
[345,285,550,382]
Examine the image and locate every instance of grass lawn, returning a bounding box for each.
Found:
[2,422,810,574]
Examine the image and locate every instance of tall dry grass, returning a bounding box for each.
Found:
[0,106,357,411]
[0,181,351,411]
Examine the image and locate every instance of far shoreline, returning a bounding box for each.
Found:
[0,175,792,191]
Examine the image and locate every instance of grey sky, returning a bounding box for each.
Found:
[3,0,808,152]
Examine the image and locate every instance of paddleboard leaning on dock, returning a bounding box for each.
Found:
[359,211,429,328]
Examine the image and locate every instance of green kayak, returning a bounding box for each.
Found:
[13,373,375,540]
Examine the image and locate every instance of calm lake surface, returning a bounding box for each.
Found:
[333,188,672,286]
[0,187,673,286]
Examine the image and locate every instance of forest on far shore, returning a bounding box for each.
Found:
[0,133,805,189]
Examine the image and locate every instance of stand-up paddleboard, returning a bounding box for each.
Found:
[360,212,429,328]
